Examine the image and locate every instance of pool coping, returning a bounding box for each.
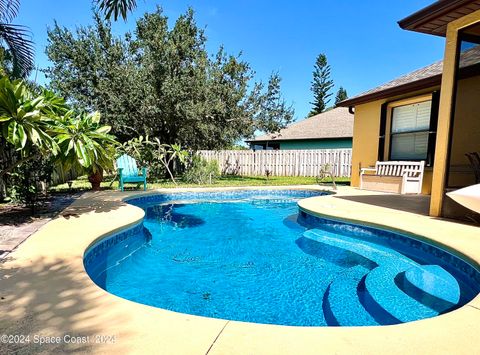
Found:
[1,185,479,354]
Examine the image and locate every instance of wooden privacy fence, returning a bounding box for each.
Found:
[198,149,352,177]
[51,165,79,186]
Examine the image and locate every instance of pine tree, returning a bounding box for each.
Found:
[334,87,348,106]
[309,53,334,116]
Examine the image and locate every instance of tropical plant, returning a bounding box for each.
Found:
[118,135,155,168]
[117,136,190,184]
[154,140,188,185]
[117,135,163,179]
[0,77,66,187]
[51,111,118,190]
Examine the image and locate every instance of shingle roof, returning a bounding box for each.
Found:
[247,107,353,142]
[339,62,443,107]
[339,45,480,107]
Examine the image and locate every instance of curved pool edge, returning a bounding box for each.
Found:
[1,185,480,354]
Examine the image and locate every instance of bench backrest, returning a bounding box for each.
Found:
[375,161,425,177]
[116,154,139,177]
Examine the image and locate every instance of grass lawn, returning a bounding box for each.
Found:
[50,175,350,192]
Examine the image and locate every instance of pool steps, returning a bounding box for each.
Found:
[364,265,438,322]
[303,228,461,326]
[403,265,460,305]
[324,265,378,326]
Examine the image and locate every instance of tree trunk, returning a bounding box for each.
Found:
[0,176,6,202]
[88,170,104,191]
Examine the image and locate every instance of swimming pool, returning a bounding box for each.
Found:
[84,190,480,327]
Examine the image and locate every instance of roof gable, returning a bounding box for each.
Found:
[247,107,353,142]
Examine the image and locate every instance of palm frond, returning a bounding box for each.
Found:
[96,0,137,21]
[0,23,34,78]
[0,0,19,23]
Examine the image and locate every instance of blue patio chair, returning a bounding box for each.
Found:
[116,154,147,191]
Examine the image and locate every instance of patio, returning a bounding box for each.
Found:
[0,186,478,354]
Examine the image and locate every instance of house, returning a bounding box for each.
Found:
[339,0,480,219]
[246,107,353,150]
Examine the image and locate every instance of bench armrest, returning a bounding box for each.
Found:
[117,167,123,178]
[402,168,422,176]
[141,167,148,176]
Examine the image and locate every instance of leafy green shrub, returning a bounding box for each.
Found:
[8,154,54,212]
[183,156,220,184]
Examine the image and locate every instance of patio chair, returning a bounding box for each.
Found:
[116,154,147,191]
[465,152,480,184]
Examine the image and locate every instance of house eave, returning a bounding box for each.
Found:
[398,0,480,37]
[245,136,352,143]
[338,75,442,107]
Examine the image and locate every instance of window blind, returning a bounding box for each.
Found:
[390,100,432,160]
[391,101,431,133]
[391,132,429,160]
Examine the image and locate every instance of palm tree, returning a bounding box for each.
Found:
[95,0,137,21]
[0,0,34,78]
[0,0,136,79]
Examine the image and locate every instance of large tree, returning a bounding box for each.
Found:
[334,86,348,107]
[309,53,334,116]
[45,8,294,149]
[45,14,141,141]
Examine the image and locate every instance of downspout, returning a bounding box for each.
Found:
[348,106,355,114]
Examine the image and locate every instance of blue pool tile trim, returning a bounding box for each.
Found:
[84,222,145,268]
[125,189,327,207]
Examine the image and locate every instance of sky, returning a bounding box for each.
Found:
[18,0,445,120]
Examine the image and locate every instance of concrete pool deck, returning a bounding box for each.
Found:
[0,186,479,354]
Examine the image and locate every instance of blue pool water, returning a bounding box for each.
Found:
[84,190,480,326]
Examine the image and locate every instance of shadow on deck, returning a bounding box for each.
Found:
[334,193,431,216]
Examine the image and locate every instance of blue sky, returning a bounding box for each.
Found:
[19,0,444,120]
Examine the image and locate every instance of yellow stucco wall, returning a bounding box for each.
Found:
[350,100,383,187]
[448,74,480,187]
[351,89,439,194]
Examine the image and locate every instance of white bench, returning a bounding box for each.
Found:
[360,161,425,194]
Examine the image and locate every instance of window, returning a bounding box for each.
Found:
[252,143,280,151]
[390,100,431,161]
